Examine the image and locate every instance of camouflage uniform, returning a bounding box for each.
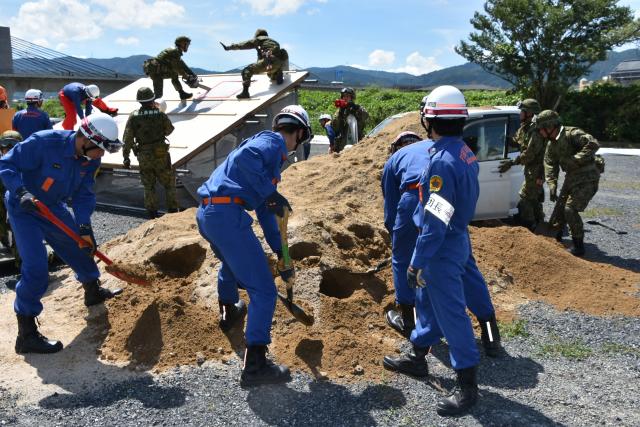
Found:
[544,126,600,240]
[144,46,195,99]
[228,34,288,85]
[123,107,177,214]
[512,121,547,225]
[332,104,369,153]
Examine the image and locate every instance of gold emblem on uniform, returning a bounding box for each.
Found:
[429,175,443,192]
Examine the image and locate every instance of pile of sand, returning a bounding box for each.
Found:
[4,112,638,384]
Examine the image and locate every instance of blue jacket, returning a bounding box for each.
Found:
[324,124,336,147]
[381,140,434,233]
[62,83,92,119]
[12,105,52,139]
[411,136,479,268]
[197,130,288,252]
[0,130,100,226]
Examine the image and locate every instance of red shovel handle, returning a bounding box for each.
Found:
[34,200,149,286]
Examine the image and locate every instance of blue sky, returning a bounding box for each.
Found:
[1,0,638,75]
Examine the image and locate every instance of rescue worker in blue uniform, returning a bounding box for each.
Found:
[196,105,313,386]
[12,89,52,139]
[383,86,492,416]
[382,131,429,337]
[0,113,124,355]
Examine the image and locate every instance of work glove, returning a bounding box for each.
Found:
[407,265,425,289]
[78,223,97,255]
[276,255,295,283]
[548,182,558,202]
[220,42,229,51]
[265,190,292,218]
[123,158,131,169]
[17,187,37,213]
[498,159,513,173]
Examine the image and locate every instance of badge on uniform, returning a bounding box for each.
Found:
[429,175,443,192]
[52,163,61,169]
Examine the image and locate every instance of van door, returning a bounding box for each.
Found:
[463,115,511,220]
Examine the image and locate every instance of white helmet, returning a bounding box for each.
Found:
[84,84,100,100]
[79,113,123,153]
[422,85,468,119]
[155,98,167,113]
[273,105,313,144]
[318,113,331,122]
[24,89,43,103]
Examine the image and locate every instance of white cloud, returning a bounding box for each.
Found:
[239,0,326,16]
[307,7,320,15]
[55,42,68,51]
[392,52,442,75]
[91,0,185,30]
[368,49,396,68]
[115,36,140,46]
[9,0,103,43]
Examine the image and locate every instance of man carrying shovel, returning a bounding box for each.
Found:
[0,113,124,354]
[196,105,312,386]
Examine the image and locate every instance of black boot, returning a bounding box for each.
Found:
[240,345,290,386]
[179,90,192,100]
[82,279,123,307]
[147,210,158,219]
[478,314,502,357]
[383,345,430,377]
[385,304,415,338]
[15,314,63,354]
[275,71,284,85]
[236,83,251,99]
[569,237,585,256]
[437,366,479,416]
[218,300,247,331]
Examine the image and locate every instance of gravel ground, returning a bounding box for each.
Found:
[0,154,638,426]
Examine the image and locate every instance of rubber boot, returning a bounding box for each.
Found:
[82,279,123,307]
[569,237,585,257]
[383,345,430,377]
[147,210,158,219]
[178,90,192,100]
[218,300,247,332]
[478,314,502,357]
[385,304,415,338]
[240,345,291,386]
[437,366,479,416]
[15,314,63,354]
[236,83,251,99]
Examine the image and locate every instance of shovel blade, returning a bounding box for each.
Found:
[277,293,314,326]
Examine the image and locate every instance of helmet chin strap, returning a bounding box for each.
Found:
[82,142,101,160]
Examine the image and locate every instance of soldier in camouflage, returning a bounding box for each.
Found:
[535,110,601,256]
[0,131,22,267]
[123,87,178,219]
[498,99,546,230]
[220,29,289,99]
[143,36,197,101]
[332,87,369,153]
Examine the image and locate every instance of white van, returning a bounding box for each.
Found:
[368,107,525,220]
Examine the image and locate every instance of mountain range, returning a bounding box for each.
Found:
[85,49,639,89]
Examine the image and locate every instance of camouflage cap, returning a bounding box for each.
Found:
[517,98,541,114]
[175,36,191,45]
[0,130,22,148]
[136,87,155,103]
[533,110,561,129]
[255,29,268,37]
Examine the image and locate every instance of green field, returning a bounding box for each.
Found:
[299,88,520,135]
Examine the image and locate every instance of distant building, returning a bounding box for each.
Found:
[609,60,640,86]
[578,78,591,91]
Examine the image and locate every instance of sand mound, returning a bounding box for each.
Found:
[22,112,638,382]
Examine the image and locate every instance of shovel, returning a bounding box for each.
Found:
[586,220,628,235]
[352,257,392,275]
[275,209,315,326]
[34,200,150,286]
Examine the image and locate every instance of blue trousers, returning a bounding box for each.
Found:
[196,203,276,346]
[391,192,419,305]
[7,197,99,317]
[410,244,488,370]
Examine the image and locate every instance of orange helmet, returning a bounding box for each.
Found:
[0,85,8,103]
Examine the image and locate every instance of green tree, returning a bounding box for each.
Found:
[456,0,640,108]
